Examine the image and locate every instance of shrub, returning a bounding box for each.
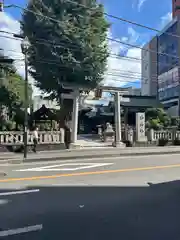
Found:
[172,138,180,146]
[158,138,168,146]
[123,140,133,147]
[5,120,16,130]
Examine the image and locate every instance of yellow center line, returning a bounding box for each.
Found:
[0,163,180,183]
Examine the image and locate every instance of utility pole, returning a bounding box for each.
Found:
[20,36,30,159]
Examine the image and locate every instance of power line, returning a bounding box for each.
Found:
[0,30,179,71]
[0,32,177,81]
[0,43,177,72]
[15,59,142,82]
[2,2,180,60]
[15,57,175,87]
[15,58,156,83]
[0,2,178,85]
[7,0,180,41]
[0,40,176,83]
[66,0,180,39]
[0,1,178,63]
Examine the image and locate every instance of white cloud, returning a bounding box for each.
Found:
[0,12,141,97]
[127,27,140,43]
[132,0,147,11]
[137,0,147,11]
[103,29,141,87]
[159,12,172,29]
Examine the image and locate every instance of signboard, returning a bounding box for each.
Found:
[136,112,146,142]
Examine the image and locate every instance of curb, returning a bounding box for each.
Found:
[6,149,180,164]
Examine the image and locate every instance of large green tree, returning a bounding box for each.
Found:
[21,0,109,101]
[0,54,32,115]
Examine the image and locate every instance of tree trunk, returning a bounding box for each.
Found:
[58,99,73,128]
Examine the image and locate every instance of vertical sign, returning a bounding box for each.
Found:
[136,112,146,142]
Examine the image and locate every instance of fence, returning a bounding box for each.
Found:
[0,129,64,145]
[147,129,180,142]
[0,129,179,145]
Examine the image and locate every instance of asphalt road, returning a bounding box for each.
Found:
[1,154,180,239]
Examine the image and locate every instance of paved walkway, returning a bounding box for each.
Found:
[73,135,113,148]
[0,146,180,164]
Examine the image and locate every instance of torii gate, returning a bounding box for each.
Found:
[61,85,129,147]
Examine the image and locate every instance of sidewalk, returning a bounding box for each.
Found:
[73,135,113,148]
[1,146,180,164]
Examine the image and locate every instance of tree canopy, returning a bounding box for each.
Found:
[21,0,109,100]
[145,108,171,129]
[0,54,32,110]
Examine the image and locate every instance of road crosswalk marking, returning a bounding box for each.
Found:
[0,224,43,237]
[15,163,114,172]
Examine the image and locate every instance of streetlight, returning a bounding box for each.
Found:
[21,36,29,159]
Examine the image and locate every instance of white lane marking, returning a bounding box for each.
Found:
[0,189,39,196]
[0,199,9,205]
[0,224,43,237]
[15,163,113,172]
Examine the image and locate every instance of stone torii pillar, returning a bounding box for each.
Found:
[71,89,80,143]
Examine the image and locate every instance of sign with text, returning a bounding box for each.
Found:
[136,112,146,142]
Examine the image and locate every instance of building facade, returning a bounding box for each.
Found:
[172,0,180,18]
[141,15,180,116]
[141,36,158,97]
[157,17,180,116]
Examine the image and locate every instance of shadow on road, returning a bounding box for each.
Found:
[0,180,180,239]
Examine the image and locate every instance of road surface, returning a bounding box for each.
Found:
[0,153,180,239]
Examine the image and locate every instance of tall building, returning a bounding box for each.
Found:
[141,36,158,96]
[157,18,179,97]
[157,17,180,116]
[172,0,180,18]
[141,11,180,116]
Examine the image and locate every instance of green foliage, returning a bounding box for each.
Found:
[145,108,171,129]
[21,0,109,99]
[158,138,168,146]
[172,138,180,146]
[0,54,33,109]
[51,120,58,130]
[148,118,162,130]
[0,119,16,131]
[0,53,33,128]
[170,117,180,127]
[7,73,32,107]
[5,120,16,130]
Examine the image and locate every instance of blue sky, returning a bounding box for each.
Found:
[101,0,172,41]
[5,0,172,40]
[1,0,173,92]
